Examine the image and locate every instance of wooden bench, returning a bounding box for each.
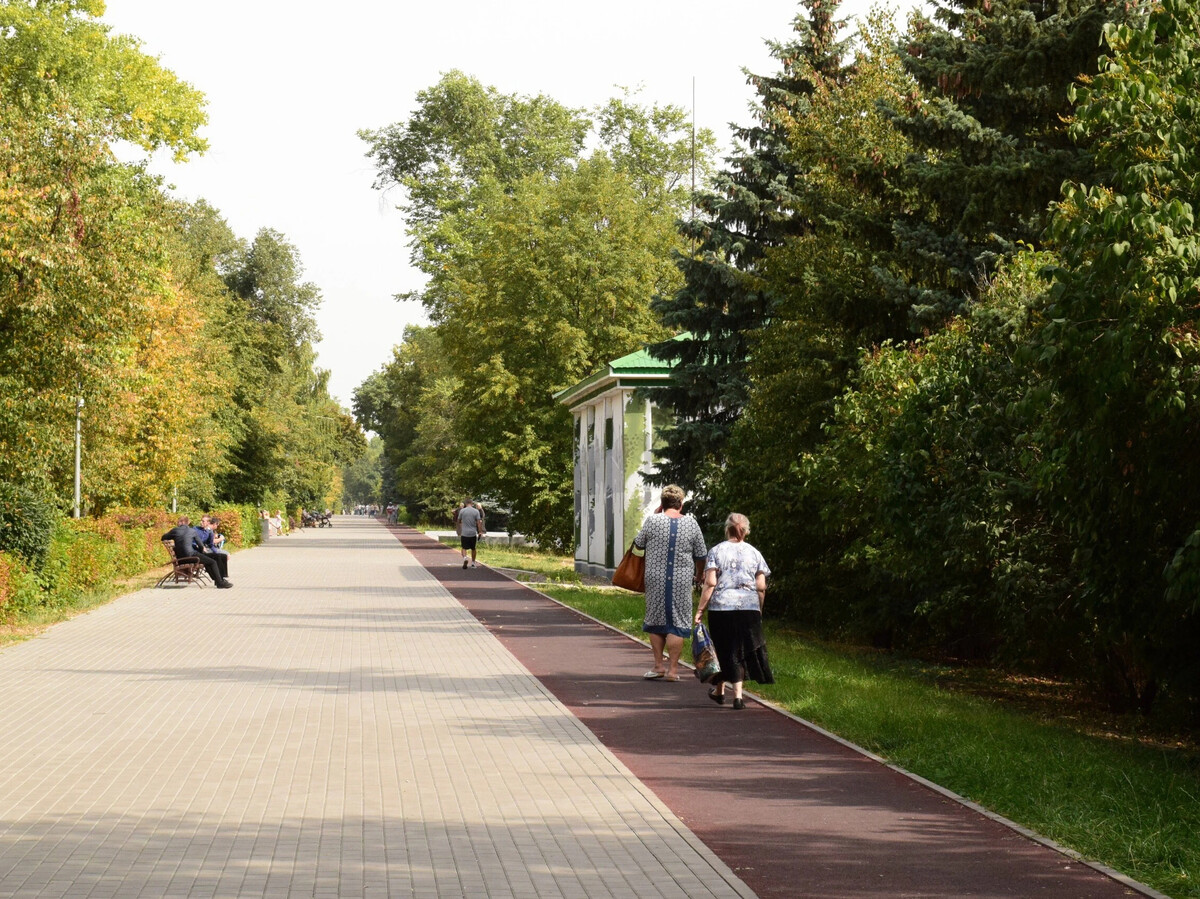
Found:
[155,540,211,588]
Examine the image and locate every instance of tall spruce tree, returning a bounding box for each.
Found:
[888,0,1124,326]
[647,1,852,510]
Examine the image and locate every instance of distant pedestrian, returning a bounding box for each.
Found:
[456,496,483,569]
[633,485,707,682]
[694,512,774,709]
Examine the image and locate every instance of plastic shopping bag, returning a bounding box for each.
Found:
[692,622,721,683]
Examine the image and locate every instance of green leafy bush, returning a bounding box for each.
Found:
[0,550,39,619]
[214,505,261,548]
[1026,1,1200,712]
[1,504,260,624]
[796,253,1078,665]
[37,522,119,608]
[0,482,58,569]
[0,551,19,616]
[110,509,175,530]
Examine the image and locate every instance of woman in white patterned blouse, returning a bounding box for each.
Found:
[694,512,774,709]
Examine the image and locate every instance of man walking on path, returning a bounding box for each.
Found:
[456,496,483,568]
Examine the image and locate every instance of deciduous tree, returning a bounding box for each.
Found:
[0,0,208,509]
[361,80,710,543]
[353,325,456,520]
[1032,0,1200,711]
[440,156,677,543]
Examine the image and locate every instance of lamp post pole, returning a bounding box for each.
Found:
[73,397,84,519]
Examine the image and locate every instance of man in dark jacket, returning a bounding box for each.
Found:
[162,516,232,588]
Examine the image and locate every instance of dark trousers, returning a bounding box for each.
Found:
[208,550,229,579]
[184,552,227,586]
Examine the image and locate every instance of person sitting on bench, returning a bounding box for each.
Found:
[162,516,232,588]
[195,515,231,580]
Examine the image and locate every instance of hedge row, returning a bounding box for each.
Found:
[0,506,262,622]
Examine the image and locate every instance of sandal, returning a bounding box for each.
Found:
[662,674,680,682]
[643,670,666,680]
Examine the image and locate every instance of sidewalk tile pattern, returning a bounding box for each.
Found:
[0,518,753,898]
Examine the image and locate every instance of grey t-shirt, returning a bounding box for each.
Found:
[458,505,482,537]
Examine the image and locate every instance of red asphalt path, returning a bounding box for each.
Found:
[387,523,1150,899]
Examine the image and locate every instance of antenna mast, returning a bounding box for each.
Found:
[691,76,697,254]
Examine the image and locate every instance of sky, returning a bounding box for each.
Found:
[99,0,895,407]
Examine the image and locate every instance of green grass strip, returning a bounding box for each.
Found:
[537,583,1198,899]
[428,536,583,584]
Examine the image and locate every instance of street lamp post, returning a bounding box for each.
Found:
[73,397,84,519]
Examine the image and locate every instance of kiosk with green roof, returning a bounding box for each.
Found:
[554,346,674,578]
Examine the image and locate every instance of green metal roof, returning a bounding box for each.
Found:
[554,335,685,408]
[607,345,673,374]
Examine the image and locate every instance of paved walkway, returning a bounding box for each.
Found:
[0,518,751,898]
[0,517,1156,898]
[388,525,1153,899]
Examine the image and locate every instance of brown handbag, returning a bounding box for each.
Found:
[612,542,645,592]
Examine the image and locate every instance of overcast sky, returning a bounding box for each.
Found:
[100,0,893,406]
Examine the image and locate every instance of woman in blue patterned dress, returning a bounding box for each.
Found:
[633,485,707,681]
[694,512,774,709]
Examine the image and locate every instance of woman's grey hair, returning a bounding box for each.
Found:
[725,513,750,540]
[660,484,685,510]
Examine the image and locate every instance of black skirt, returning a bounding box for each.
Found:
[707,609,774,686]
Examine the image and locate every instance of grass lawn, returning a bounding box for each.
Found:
[537,582,1199,899]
